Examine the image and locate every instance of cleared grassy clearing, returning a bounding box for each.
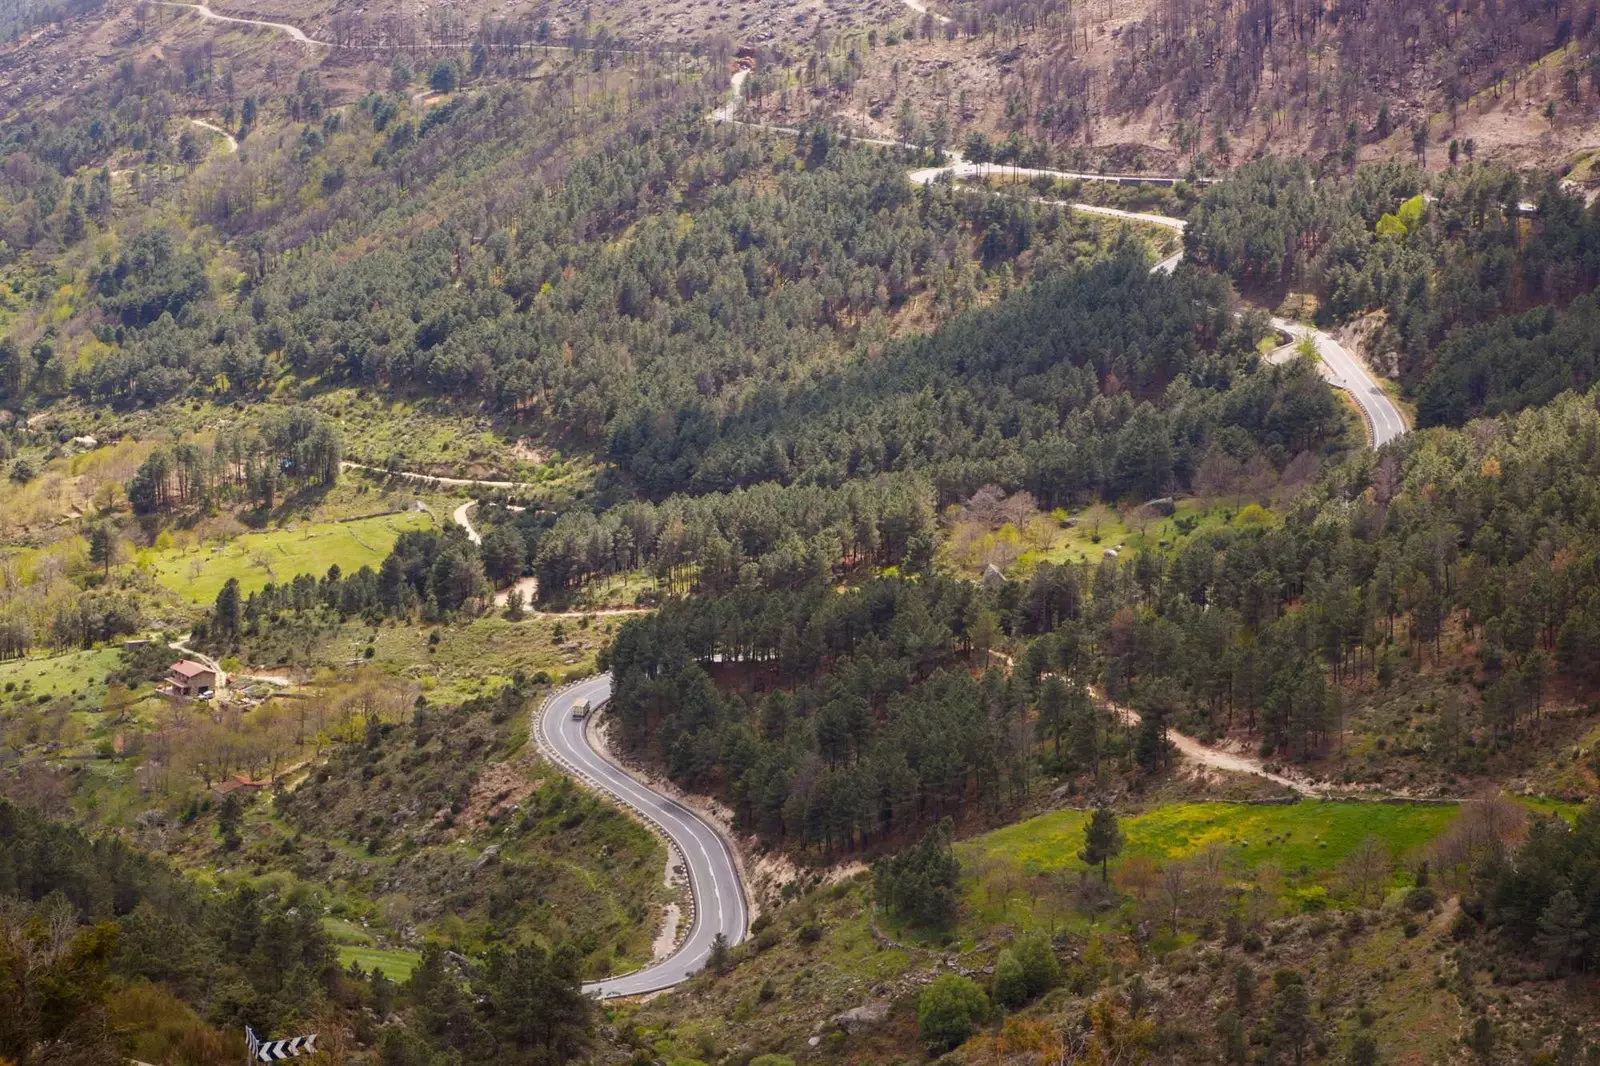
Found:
[308,388,594,494]
[351,614,614,704]
[944,497,1272,580]
[321,916,376,946]
[957,800,1460,929]
[538,569,665,610]
[337,945,421,980]
[0,647,123,701]
[1025,498,1266,568]
[144,511,434,604]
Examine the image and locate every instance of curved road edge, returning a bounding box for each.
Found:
[533,674,749,998]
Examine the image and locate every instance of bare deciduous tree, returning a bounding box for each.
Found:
[1338,834,1391,907]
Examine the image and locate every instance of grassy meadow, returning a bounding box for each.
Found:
[943,496,1277,580]
[0,646,123,701]
[1026,498,1270,568]
[345,614,615,704]
[956,800,1462,931]
[144,511,434,604]
[336,945,422,981]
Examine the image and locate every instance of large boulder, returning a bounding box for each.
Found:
[831,1000,891,1034]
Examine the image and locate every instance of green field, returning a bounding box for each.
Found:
[145,512,434,604]
[958,801,1461,927]
[1030,498,1271,568]
[337,945,421,981]
[944,497,1272,581]
[324,915,419,979]
[0,647,123,702]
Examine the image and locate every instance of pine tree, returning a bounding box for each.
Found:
[875,819,961,930]
[1135,711,1168,772]
[1079,806,1124,884]
[87,523,117,577]
[1235,963,1257,1014]
[1039,676,1068,759]
[1217,1011,1247,1065]
[1271,970,1314,1066]
[1535,888,1586,975]
[1068,686,1099,777]
[217,793,243,852]
[1469,1016,1495,1061]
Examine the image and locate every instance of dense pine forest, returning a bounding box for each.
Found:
[604,379,1600,864]
[1185,157,1600,423]
[608,249,1344,499]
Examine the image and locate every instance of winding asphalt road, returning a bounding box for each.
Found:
[1270,318,1407,446]
[715,74,1406,448]
[535,676,747,998]
[901,177,1404,443]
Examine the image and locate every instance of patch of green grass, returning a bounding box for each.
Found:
[1033,498,1266,568]
[337,945,420,980]
[958,800,1460,928]
[0,647,123,703]
[1519,794,1584,822]
[321,917,376,946]
[1122,801,1456,869]
[302,388,596,497]
[1345,907,1464,1064]
[1566,147,1600,184]
[618,880,923,1061]
[941,497,1260,581]
[144,512,434,604]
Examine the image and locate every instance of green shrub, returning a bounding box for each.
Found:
[1405,886,1437,912]
[1015,934,1060,996]
[918,974,989,1051]
[992,948,1028,1009]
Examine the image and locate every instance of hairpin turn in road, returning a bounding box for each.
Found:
[535,674,748,998]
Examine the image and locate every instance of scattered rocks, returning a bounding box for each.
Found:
[134,809,169,830]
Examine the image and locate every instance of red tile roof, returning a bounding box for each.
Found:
[170,660,212,677]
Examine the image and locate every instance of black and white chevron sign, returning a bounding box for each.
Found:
[245,1025,317,1062]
